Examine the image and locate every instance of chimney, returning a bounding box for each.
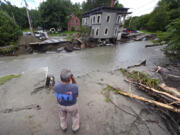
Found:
[111,0,114,7]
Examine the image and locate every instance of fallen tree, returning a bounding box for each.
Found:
[159,83,180,98]
[125,79,180,103]
[106,85,180,113]
[127,60,146,69]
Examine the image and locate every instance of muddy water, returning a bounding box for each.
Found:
[0,41,168,78]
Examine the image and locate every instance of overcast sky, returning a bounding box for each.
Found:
[8,0,160,16]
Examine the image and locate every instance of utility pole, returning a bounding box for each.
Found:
[24,0,34,36]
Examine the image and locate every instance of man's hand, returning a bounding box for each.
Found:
[71,74,77,84]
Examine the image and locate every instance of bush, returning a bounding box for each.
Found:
[79,26,91,37]
[0,10,22,46]
[71,27,75,32]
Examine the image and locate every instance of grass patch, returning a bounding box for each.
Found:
[22,28,30,32]
[65,34,74,42]
[119,68,159,89]
[48,31,78,36]
[22,28,36,33]
[139,30,155,34]
[0,74,21,85]
[0,45,18,54]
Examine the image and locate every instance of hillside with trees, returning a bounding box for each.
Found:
[125,0,180,58]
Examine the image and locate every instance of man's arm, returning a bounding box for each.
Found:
[71,74,77,84]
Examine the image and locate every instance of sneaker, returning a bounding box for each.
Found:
[72,127,80,133]
[61,128,67,132]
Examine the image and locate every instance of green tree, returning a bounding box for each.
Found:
[146,4,169,32]
[164,18,180,57]
[0,1,28,29]
[114,0,124,8]
[30,9,41,28]
[39,0,72,30]
[72,3,83,19]
[125,17,141,30]
[138,14,150,30]
[0,10,22,46]
[82,0,119,12]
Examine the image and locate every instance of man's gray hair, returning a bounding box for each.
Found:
[60,69,72,82]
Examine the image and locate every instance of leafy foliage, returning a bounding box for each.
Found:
[125,0,180,58]
[0,45,18,54]
[125,0,180,32]
[30,9,41,28]
[79,26,91,37]
[119,68,160,89]
[39,0,72,30]
[72,3,83,19]
[164,18,180,57]
[0,1,28,28]
[0,10,22,46]
[82,0,123,12]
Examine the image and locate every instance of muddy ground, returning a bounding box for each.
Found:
[0,67,172,135]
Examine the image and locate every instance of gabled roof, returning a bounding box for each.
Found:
[82,6,131,17]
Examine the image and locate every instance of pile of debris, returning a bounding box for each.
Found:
[123,32,156,41]
[102,59,180,134]
[107,67,180,134]
[134,33,156,41]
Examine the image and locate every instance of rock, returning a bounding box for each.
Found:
[64,46,73,52]
[57,47,64,52]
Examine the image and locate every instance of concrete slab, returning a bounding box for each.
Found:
[0,69,170,135]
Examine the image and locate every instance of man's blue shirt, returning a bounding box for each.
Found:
[54,82,78,106]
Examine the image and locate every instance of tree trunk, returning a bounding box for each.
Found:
[159,83,180,98]
[125,79,180,102]
[108,85,180,113]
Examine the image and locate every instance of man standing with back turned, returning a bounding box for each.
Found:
[54,69,80,132]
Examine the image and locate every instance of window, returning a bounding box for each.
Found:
[104,28,108,35]
[83,18,86,25]
[117,15,121,23]
[96,28,99,36]
[106,16,110,23]
[97,15,101,23]
[86,18,88,24]
[93,16,96,24]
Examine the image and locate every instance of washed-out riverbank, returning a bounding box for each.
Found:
[1,40,179,135]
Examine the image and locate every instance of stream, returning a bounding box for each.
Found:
[0,41,169,78]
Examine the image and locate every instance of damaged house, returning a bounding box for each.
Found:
[82,6,131,41]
